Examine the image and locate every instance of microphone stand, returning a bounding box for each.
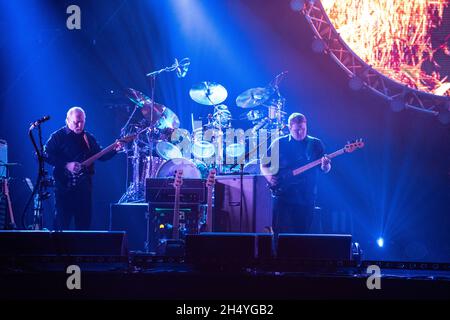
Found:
[239,163,244,232]
[25,124,52,230]
[144,61,179,253]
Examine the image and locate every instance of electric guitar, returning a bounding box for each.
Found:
[65,134,135,187]
[204,169,216,232]
[1,178,16,229]
[172,169,183,240]
[269,139,364,196]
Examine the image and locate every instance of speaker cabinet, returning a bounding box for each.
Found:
[277,234,353,260]
[185,232,274,265]
[0,230,128,256]
[214,175,272,233]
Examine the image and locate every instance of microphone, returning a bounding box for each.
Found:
[30,115,50,129]
[175,57,190,78]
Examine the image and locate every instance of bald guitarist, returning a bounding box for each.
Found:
[44,107,124,230]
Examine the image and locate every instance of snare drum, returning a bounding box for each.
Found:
[156,158,208,179]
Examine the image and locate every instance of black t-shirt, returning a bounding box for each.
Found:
[44,126,115,190]
[266,134,325,205]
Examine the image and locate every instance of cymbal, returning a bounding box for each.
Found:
[126,88,180,129]
[235,87,274,108]
[126,88,151,107]
[189,82,227,105]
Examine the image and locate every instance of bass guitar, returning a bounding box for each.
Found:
[269,139,364,196]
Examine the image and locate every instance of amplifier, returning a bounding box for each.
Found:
[146,178,206,204]
[148,204,201,252]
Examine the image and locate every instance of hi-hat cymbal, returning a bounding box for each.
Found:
[189,82,227,105]
[126,88,180,129]
[236,87,274,108]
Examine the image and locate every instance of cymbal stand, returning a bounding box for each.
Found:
[204,94,224,174]
[119,62,176,204]
[269,72,287,130]
[144,61,179,252]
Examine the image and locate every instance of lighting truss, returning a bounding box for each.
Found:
[300,0,450,117]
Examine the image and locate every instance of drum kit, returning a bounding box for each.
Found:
[118,74,288,203]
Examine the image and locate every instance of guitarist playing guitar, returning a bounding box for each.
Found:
[44,107,125,230]
[261,113,363,236]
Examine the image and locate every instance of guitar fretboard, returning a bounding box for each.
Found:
[81,142,117,167]
[292,148,345,176]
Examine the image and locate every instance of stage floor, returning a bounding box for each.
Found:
[1,257,450,300]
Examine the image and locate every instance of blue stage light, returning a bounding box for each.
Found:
[377,237,384,248]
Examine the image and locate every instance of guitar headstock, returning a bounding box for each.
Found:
[344,139,364,153]
[173,169,183,188]
[206,169,216,188]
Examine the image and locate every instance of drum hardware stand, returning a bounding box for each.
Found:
[204,97,224,174]
[119,60,184,204]
[118,138,145,203]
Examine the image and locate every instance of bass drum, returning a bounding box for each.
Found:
[156,158,208,179]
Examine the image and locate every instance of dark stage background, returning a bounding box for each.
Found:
[0,0,449,262]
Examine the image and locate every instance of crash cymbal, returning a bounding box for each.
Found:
[141,102,180,130]
[235,87,274,108]
[126,88,179,129]
[189,82,227,105]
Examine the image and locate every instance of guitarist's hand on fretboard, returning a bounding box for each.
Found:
[320,156,331,173]
[65,161,82,174]
[113,140,124,152]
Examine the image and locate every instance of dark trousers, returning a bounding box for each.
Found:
[54,187,92,230]
[272,198,314,236]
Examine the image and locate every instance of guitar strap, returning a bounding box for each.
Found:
[305,136,313,161]
[83,133,91,151]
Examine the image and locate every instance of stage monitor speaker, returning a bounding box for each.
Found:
[110,203,148,252]
[277,234,352,260]
[0,230,128,256]
[214,175,272,233]
[185,232,273,265]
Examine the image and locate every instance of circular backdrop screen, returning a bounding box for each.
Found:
[322,0,450,96]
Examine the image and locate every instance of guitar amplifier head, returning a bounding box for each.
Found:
[146,178,206,204]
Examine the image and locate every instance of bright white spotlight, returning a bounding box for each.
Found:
[377,237,384,248]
